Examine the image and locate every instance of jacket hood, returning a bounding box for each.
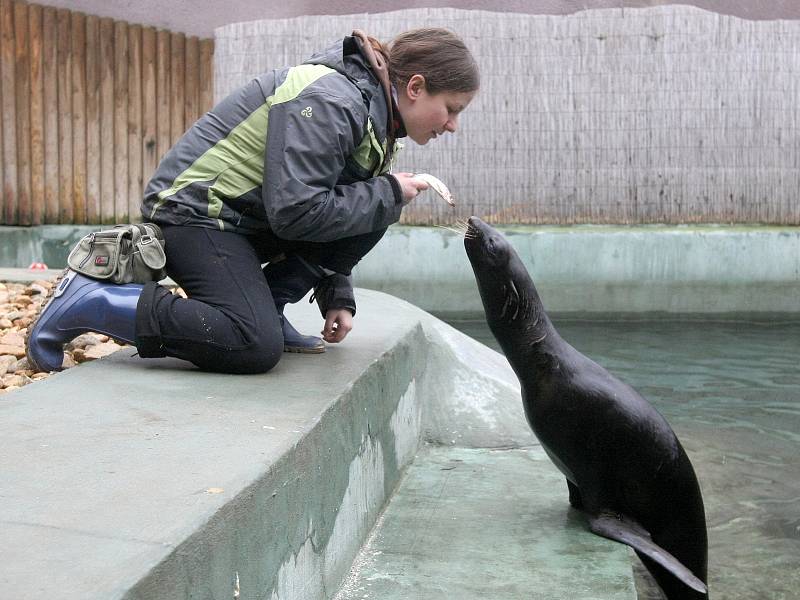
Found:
[304,34,404,166]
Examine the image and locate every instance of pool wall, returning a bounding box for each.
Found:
[3,224,799,315]
[355,225,800,315]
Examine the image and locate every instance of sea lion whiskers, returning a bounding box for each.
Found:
[436,220,473,238]
[464,219,480,240]
[435,224,466,236]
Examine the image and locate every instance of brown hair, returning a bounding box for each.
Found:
[367,28,480,95]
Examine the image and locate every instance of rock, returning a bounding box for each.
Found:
[0,318,12,328]
[2,374,27,388]
[5,311,23,321]
[13,358,31,372]
[29,284,50,296]
[71,348,88,363]
[61,353,76,368]
[66,333,103,351]
[83,341,122,360]
[0,344,25,358]
[0,331,26,346]
[0,385,21,394]
[15,295,33,306]
[0,355,17,376]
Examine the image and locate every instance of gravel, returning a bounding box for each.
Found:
[0,278,127,395]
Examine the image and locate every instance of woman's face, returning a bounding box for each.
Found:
[397,75,477,145]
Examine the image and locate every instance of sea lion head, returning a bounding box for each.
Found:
[464,216,542,331]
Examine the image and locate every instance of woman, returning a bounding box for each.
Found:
[26,28,479,374]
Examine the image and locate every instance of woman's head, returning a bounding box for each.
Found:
[387,28,480,95]
[373,28,480,145]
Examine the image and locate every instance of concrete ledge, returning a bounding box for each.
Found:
[3,224,799,314]
[0,290,539,599]
[354,225,800,314]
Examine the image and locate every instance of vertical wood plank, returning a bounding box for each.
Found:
[141,26,157,188]
[199,38,214,113]
[42,6,58,223]
[1,0,18,224]
[127,24,142,221]
[99,17,114,223]
[85,14,100,223]
[28,4,44,225]
[71,11,86,224]
[14,0,31,225]
[56,8,72,223]
[0,42,2,226]
[184,35,198,131]
[169,32,185,144]
[114,20,128,221]
[155,29,170,164]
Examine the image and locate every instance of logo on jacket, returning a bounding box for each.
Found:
[300,106,313,118]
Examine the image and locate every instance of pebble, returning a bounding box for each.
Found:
[0,279,128,395]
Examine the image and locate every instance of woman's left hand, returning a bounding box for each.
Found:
[321,308,353,343]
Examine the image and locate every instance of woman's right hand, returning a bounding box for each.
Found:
[392,172,429,205]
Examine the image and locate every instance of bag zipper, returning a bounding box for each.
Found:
[78,233,96,269]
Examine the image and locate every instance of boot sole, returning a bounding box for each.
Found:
[283,345,326,354]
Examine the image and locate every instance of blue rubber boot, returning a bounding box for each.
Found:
[25,270,142,372]
[263,256,325,354]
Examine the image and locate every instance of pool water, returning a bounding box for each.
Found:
[440,316,800,600]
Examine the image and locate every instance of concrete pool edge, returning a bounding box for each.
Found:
[5,289,610,599]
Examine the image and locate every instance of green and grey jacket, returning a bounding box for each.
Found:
[141,34,404,242]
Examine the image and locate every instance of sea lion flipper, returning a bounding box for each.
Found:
[588,514,708,595]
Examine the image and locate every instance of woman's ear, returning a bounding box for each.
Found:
[406,74,427,100]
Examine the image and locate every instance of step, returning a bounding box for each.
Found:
[0,289,633,598]
[336,446,636,600]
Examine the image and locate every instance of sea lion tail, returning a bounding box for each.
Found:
[588,514,707,595]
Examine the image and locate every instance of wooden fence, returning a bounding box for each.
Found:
[0,0,214,226]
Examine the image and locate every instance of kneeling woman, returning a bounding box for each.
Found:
[26,28,479,374]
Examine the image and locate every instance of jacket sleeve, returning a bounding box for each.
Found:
[312,273,356,317]
[263,86,403,243]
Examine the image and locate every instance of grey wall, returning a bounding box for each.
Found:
[216,6,800,225]
[34,1,800,38]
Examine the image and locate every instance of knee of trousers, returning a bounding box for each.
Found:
[212,332,283,375]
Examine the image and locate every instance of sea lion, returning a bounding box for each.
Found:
[463,216,708,599]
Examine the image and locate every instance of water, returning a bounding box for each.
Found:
[440,316,800,600]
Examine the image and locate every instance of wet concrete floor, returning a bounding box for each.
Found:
[337,446,636,599]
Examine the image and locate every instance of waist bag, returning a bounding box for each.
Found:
[67,223,167,284]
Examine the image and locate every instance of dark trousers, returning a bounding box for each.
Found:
[135,225,385,374]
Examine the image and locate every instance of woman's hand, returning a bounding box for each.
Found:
[321,308,353,343]
[392,172,429,205]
